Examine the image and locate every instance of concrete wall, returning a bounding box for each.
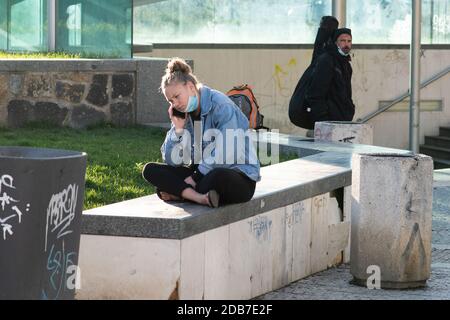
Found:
[0,59,169,129]
[76,193,349,300]
[136,47,450,149]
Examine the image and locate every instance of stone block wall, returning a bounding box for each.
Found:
[0,58,171,129]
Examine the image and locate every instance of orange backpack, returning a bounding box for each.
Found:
[226,84,267,130]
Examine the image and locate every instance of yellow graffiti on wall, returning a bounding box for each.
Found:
[259,57,299,113]
[273,58,297,95]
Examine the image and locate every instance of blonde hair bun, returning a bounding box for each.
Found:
[161,57,199,91]
[167,57,192,75]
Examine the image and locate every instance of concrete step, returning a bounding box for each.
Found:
[433,157,450,169]
[425,136,450,149]
[439,127,450,138]
[420,145,450,160]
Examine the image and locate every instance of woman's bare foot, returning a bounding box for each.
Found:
[198,194,211,206]
[159,192,182,201]
[193,191,220,207]
[180,188,220,207]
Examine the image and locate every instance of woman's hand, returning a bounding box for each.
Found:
[169,106,187,134]
[184,176,196,189]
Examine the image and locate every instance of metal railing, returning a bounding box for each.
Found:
[357,66,450,123]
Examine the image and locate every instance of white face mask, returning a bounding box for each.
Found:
[337,46,350,57]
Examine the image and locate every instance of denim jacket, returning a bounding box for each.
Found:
[161,85,261,182]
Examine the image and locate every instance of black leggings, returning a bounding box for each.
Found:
[142,163,256,206]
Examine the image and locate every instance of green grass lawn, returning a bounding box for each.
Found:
[0,124,165,209]
[0,51,81,59]
[0,50,121,59]
[0,124,298,210]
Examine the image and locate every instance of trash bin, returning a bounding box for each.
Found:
[0,146,87,300]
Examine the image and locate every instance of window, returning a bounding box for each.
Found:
[423,0,450,44]
[57,0,132,58]
[348,0,450,44]
[0,1,7,50]
[7,0,47,51]
[67,4,82,47]
[133,0,331,44]
[0,0,132,56]
[134,0,449,45]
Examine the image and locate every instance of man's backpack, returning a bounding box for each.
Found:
[227,84,267,130]
[288,64,315,130]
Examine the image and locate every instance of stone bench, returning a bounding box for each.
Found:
[76,134,413,300]
[77,150,354,300]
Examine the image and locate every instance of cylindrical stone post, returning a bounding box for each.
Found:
[314,121,373,145]
[350,153,433,289]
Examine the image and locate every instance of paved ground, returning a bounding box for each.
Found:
[257,169,450,300]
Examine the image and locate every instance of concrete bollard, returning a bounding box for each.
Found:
[350,153,433,289]
[314,121,373,145]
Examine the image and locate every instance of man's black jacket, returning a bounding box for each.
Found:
[305,45,355,122]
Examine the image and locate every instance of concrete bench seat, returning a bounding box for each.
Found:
[77,135,412,300]
[81,151,351,240]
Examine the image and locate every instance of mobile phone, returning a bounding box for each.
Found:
[172,108,186,119]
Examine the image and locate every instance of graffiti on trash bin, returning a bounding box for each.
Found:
[42,183,81,300]
[45,183,78,252]
[41,242,79,300]
[0,174,32,240]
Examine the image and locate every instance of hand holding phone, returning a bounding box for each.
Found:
[169,106,187,133]
[171,108,186,119]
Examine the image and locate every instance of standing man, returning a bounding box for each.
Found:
[305,28,355,123]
